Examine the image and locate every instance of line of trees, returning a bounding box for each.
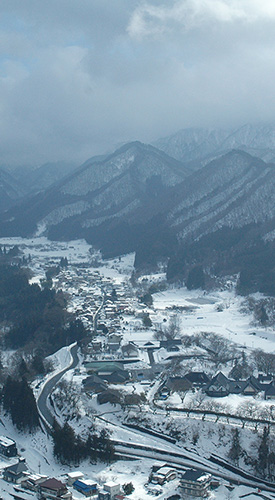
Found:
[52,421,115,464]
[2,376,40,432]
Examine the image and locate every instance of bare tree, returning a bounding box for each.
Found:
[254,349,275,375]
[162,314,180,340]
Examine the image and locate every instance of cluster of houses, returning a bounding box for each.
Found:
[0,436,130,500]
[57,268,133,334]
[0,455,126,500]
[82,360,130,404]
[0,436,219,499]
[159,371,275,401]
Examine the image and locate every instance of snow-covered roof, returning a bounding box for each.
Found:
[0,436,15,447]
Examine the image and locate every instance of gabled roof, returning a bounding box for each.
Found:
[184,372,210,384]
[121,343,138,353]
[247,375,262,391]
[227,380,246,394]
[181,468,211,482]
[102,370,129,383]
[165,376,192,392]
[4,459,28,475]
[144,341,155,347]
[82,378,107,393]
[211,372,229,385]
[83,374,107,387]
[40,477,66,490]
[97,390,121,404]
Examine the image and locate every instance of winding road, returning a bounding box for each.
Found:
[37,343,79,430]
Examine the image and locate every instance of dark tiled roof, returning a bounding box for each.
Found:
[181,469,209,481]
[5,460,28,475]
[40,477,66,490]
[184,372,210,384]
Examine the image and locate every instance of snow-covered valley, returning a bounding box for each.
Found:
[0,236,274,499]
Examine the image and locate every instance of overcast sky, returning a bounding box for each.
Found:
[1,0,275,167]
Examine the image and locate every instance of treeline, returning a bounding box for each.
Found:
[167,224,275,296]
[0,264,87,353]
[53,421,115,464]
[2,376,40,432]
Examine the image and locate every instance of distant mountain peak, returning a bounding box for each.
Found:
[153,122,275,168]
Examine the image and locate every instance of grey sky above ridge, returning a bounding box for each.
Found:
[1,0,275,166]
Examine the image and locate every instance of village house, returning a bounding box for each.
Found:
[82,374,108,394]
[97,389,122,405]
[121,342,139,358]
[21,474,48,491]
[159,339,182,351]
[108,333,122,344]
[151,466,177,485]
[3,458,28,483]
[38,477,72,499]
[184,372,210,388]
[204,372,263,398]
[100,369,130,384]
[73,479,97,497]
[0,435,17,457]
[103,481,121,499]
[159,377,192,399]
[179,469,212,498]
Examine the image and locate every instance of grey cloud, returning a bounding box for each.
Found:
[0,0,275,166]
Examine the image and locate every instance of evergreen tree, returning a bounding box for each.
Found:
[258,427,269,476]
[186,265,205,290]
[142,313,152,328]
[18,358,29,378]
[53,423,114,465]
[228,428,242,465]
[53,421,77,463]
[140,292,153,306]
[97,428,115,463]
[123,482,134,495]
[258,304,268,325]
[2,377,39,432]
[31,354,45,375]
[60,257,68,268]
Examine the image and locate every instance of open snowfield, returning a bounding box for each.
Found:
[153,287,275,353]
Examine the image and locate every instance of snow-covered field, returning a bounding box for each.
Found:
[153,287,275,353]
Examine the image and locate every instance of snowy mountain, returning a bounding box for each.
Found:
[6,160,78,195]
[0,168,27,211]
[2,137,275,286]
[168,149,275,242]
[0,141,189,243]
[154,123,275,168]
